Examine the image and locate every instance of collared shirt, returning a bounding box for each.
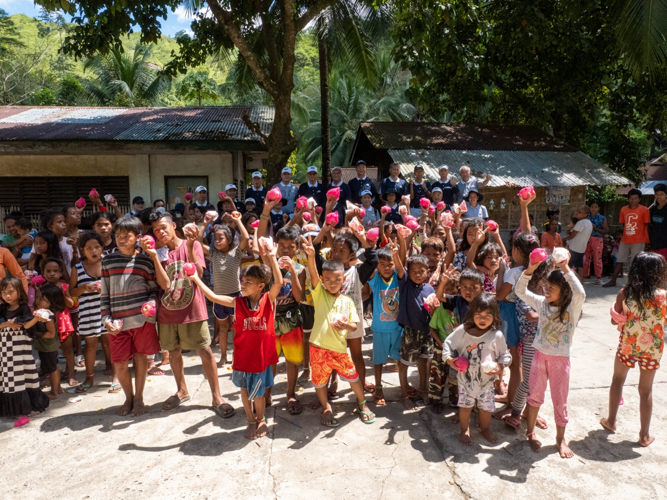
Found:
[297,181,325,208]
[462,203,488,220]
[410,180,431,208]
[456,177,483,202]
[324,182,352,207]
[380,177,408,198]
[431,179,459,207]
[273,182,299,214]
[246,185,268,212]
[189,201,215,212]
[348,176,378,204]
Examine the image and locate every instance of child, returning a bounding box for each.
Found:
[421,237,445,287]
[564,205,593,280]
[33,284,64,400]
[360,190,381,228]
[383,188,404,225]
[0,276,50,418]
[362,248,403,406]
[39,209,73,279]
[301,237,375,427]
[70,232,105,392]
[12,218,35,266]
[540,222,563,252]
[101,217,160,417]
[40,257,76,387]
[186,247,283,440]
[515,250,586,458]
[29,230,64,274]
[453,218,484,270]
[443,294,511,445]
[90,211,118,256]
[600,252,666,447]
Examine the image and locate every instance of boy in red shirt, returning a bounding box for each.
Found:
[186,242,283,440]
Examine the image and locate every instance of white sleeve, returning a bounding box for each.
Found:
[493,331,512,366]
[514,271,545,312]
[564,271,586,324]
[442,325,465,362]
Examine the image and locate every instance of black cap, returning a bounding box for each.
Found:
[356,160,367,166]
[132,196,145,205]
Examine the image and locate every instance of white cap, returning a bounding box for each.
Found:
[307,166,318,173]
[438,164,449,171]
[414,163,425,170]
[195,185,207,193]
[360,190,372,197]
[281,167,292,174]
[431,187,443,194]
[331,166,342,172]
[225,184,237,191]
[245,198,256,204]
[252,171,262,178]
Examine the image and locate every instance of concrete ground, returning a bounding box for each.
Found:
[1,279,666,500]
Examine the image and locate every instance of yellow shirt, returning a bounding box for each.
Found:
[295,249,313,305]
[309,282,360,354]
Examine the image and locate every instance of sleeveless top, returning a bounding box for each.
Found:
[75,262,103,336]
[232,294,278,373]
[619,290,666,361]
[57,283,75,342]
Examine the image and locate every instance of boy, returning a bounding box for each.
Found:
[33,309,59,400]
[383,187,404,225]
[564,205,593,280]
[225,184,245,213]
[394,233,436,410]
[101,217,160,417]
[301,237,375,426]
[362,248,403,406]
[380,162,408,204]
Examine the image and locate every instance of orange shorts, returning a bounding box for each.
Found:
[310,344,359,388]
[617,350,660,370]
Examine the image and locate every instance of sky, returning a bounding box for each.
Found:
[0,0,195,37]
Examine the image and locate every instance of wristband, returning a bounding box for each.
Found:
[260,214,270,221]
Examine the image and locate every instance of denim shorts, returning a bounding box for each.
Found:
[232,366,274,399]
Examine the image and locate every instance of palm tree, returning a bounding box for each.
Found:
[82,42,170,106]
[177,71,219,106]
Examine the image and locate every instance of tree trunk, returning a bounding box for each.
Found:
[318,19,331,185]
[264,93,298,186]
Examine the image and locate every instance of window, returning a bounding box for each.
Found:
[165,176,209,209]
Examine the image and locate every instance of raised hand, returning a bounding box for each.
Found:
[300,235,315,257]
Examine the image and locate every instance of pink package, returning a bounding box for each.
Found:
[366,227,380,242]
[436,201,445,211]
[315,206,323,215]
[406,219,419,230]
[206,210,218,219]
[399,205,408,216]
[325,212,339,226]
[404,215,416,223]
[258,236,274,254]
[141,302,157,317]
[278,258,291,270]
[349,217,364,234]
[486,220,498,231]
[423,293,440,313]
[218,192,225,201]
[428,206,435,215]
[395,224,412,238]
[459,201,468,212]
[530,248,548,264]
[89,188,99,197]
[296,196,308,210]
[326,187,340,201]
[31,275,46,287]
[302,212,312,222]
[183,262,197,276]
[454,356,469,371]
[112,319,124,331]
[517,186,535,200]
[142,235,155,249]
[14,416,30,427]
[251,220,260,228]
[75,197,86,209]
[267,187,282,203]
[104,194,115,203]
[402,195,411,206]
[381,206,392,214]
[184,192,193,202]
[420,198,430,209]
[359,208,366,218]
[440,212,455,228]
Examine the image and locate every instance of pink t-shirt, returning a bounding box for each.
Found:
[157,240,208,325]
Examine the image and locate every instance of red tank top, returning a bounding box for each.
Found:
[232,293,278,373]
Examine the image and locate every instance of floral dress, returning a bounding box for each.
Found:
[618,290,666,370]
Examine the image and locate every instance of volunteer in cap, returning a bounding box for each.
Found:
[224,183,244,213]
[323,166,352,228]
[348,160,378,204]
[457,165,491,202]
[380,162,408,203]
[190,185,215,212]
[431,164,459,209]
[297,165,325,208]
[244,197,257,212]
[125,196,145,217]
[273,166,299,214]
[245,171,268,213]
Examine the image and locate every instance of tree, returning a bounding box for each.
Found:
[34,0,356,184]
[177,71,219,105]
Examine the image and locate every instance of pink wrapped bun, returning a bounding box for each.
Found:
[142,235,155,249]
[459,200,468,213]
[31,275,46,287]
[420,198,430,209]
[302,212,312,222]
[486,220,498,231]
[517,186,535,200]
[454,356,469,371]
[267,187,282,203]
[399,205,408,216]
[251,220,260,228]
[349,217,364,234]
[436,201,446,211]
[218,192,225,201]
[184,192,193,201]
[381,206,392,214]
[402,195,411,206]
[325,212,339,226]
[104,194,115,203]
[366,227,380,242]
[326,187,340,201]
[530,248,548,265]
[296,196,308,210]
[359,208,366,218]
[406,219,419,230]
[315,206,323,215]
[258,236,274,254]
[206,210,218,219]
[278,258,290,270]
[75,197,86,209]
[89,188,99,197]
[423,293,440,313]
[440,212,455,228]
[141,302,157,317]
[404,215,416,223]
[183,262,197,276]
[112,319,124,330]
[428,206,435,215]
[231,211,242,219]
[395,224,412,238]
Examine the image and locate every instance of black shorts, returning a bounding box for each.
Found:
[300,304,315,332]
[569,250,585,269]
[39,351,59,374]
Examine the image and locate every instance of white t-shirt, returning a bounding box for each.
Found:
[568,219,593,253]
[502,266,524,303]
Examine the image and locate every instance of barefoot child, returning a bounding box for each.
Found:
[186,245,283,440]
[301,236,376,427]
[600,252,666,447]
[33,284,65,400]
[443,294,511,445]
[515,250,585,458]
[101,217,160,417]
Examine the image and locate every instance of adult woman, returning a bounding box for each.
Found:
[462,189,488,220]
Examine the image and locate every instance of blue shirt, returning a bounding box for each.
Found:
[297,182,325,209]
[273,182,299,214]
[384,204,404,225]
[462,203,488,219]
[380,177,408,198]
[588,213,606,238]
[369,271,402,334]
[245,186,268,211]
[348,176,378,204]
[431,179,459,207]
[456,177,483,202]
[410,180,431,208]
[397,272,435,332]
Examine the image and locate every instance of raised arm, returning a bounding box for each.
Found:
[140,239,171,291]
[514,262,545,312]
[444,225,457,267]
[265,244,284,302]
[301,235,319,289]
[465,228,486,269]
[519,189,535,234]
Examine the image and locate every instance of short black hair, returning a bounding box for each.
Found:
[78,231,103,250]
[333,233,359,254]
[16,218,32,231]
[153,199,165,208]
[114,216,143,236]
[463,293,502,330]
[627,188,642,198]
[654,183,667,195]
[89,211,113,227]
[3,211,22,222]
[149,211,174,224]
[377,248,393,262]
[546,208,560,217]
[459,267,485,286]
[137,207,153,226]
[406,254,429,270]
[322,259,345,273]
[242,264,272,287]
[276,225,300,243]
[41,209,63,231]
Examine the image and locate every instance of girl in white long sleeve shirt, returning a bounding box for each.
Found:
[514,254,585,459]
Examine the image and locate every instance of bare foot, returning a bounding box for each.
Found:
[557,438,574,458]
[459,430,472,446]
[600,417,616,433]
[147,365,165,376]
[116,399,133,416]
[104,365,113,376]
[47,393,59,401]
[309,399,322,410]
[481,428,498,444]
[244,422,258,440]
[402,397,417,411]
[639,433,655,447]
[493,405,512,420]
[527,433,542,452]
[28,410,41,417]
[216,356,228,368]
[254,420,268,439]
[131,398,146,417]
[69,377,79,387]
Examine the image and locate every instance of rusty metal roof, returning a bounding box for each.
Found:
[0,106,274,142]
[359,122,577,152]
[389,149,632,187]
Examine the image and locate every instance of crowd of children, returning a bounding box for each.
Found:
[0,167,663,454]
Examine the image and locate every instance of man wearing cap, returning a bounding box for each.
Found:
[225,184,244,213]
[297,166,325,208]
[246,171,268,213]
[456,166,491,203]
[124,196,146,217]
[380,162,408,204]
[273,167,299,214]
[324,166,352,227]
[190,185,215,213]
[348,160,378,205]
[431,165,459,209]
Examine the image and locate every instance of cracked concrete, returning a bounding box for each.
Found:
[1,281,665,499]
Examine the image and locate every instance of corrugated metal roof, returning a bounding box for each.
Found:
[389,149,632,187]
[0,106,274,142]
[360,122,577,152]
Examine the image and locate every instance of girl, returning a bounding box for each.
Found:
[515,250,586,459]
[467,223,508,294]
[584,202,607,284]
[185,247,283,441]
[70,232,106,393]
[453,218,484,271]
[198,217,249,367]
[0,276,50,418]
[600,252,666,447]
[443,294,511,446]
[33,284,63,400]
[40,209,73,278]
[29,230,64,275]
[64,205,83,367]
[39,257,76,386]
[90,211,117,256]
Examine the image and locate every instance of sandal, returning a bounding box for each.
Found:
[504,415,522,430]
[162,394,191,411]
[321,410,340,428]
[364,383,376,394]
[75,383,92,393]
[357,400,376,424]
[215,402,235,418]
[373,385,386,406]
[75,355,85,367]
[108,383,122,394]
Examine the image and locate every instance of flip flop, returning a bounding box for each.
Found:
[321,410,340,428]
[162,394,191,411]
[297,377,309,385]
[327,390,340,401]
[215,402,235,419]
[287,399,303,415]
[75,383,92,393]
[364,383,376,394]
[504,415,522,430]
[357,400,376,424]
[147,366,165,376]
[108,383,122,394]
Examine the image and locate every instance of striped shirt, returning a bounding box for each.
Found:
[74,262,102,336]
[100,252,159,331]
[209,246,243,295]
